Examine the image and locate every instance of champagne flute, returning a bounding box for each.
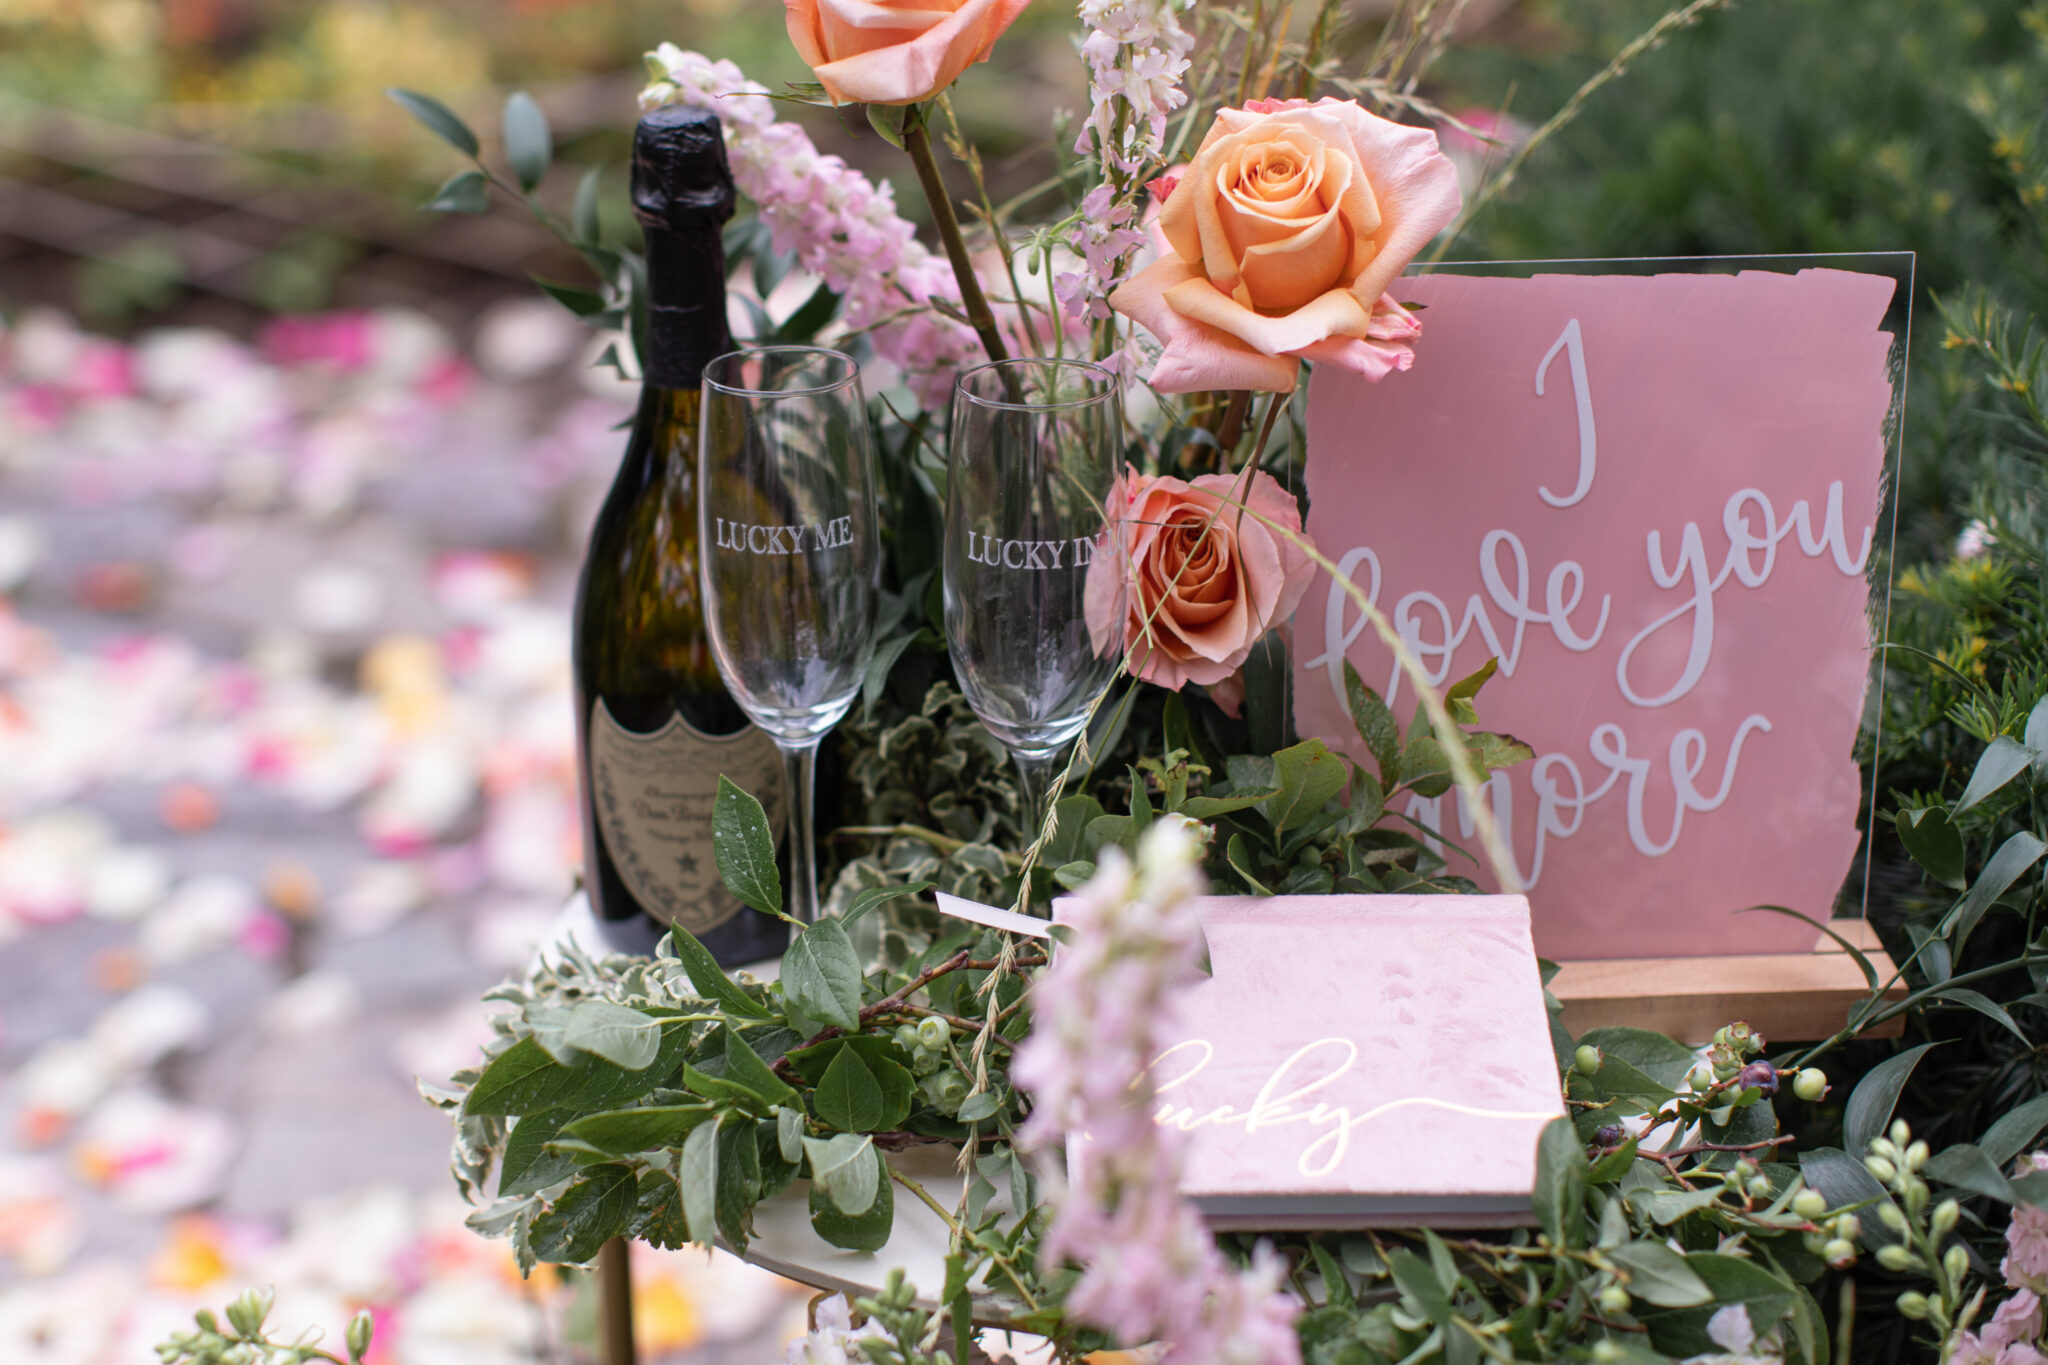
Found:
[699,346,880,928]
[943,358,1128,845]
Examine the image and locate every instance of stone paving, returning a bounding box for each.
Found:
[0,302,812,1362]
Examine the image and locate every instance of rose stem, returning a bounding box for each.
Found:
[1213,389,1252,461]
[903,108,1011,369]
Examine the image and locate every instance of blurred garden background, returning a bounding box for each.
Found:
[1,0,2044,1361]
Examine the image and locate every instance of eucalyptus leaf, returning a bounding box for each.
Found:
[423,169,489,214]
[503,92,552,191]
[573,164,603,243]
[387,87,480,157]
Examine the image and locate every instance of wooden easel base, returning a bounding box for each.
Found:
[1550,921,1905,1045]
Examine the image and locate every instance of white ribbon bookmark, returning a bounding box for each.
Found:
[933,891,1054,940]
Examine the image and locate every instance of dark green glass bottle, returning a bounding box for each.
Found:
[571,103,788,964]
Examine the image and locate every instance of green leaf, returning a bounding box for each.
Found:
[1129,764,1155,833]
[715,1115,761,1250]
[1955,734,2035,813]
[1982,1092,2048,1166]
[1399,736,1453,797]
[809,1152,894,1250]
[867,102,911,150]
[772,280,840,344]
[527,1163,637,1265]
[956,1089,999,1123]
[1896,806,1967,890]
[465,1029,691,1117]
[503,91,552,192]
[841,879,934,928]
[387,87,480,157]
[1635,1186,1723,1224]
[815,1046,887,1132]
[423,169,489,214]
[572,164,603,243]
[1946,830,2048,952]
[1576,1027,1698,1090]
[1797,1147,1899,1246]
[713,775,785,919]
[664,925,772,1018]
[1310,1241,1355,1309]
[500,1111,576,1196]
[1263,739,1349,835]
[632,1168,688,1250]
[679,1116,720,1247]
[536,278,607,317]
[1444,657,1498,724]
[1046,795,1107,864]
[1533,1116,1586,1248]
[1181,788,1283,818]
[1053,860,1097,889]
[1931,986,2032,1044]
[1921,1143,2017,1202]
[862,630,922,720]
[719,1027,800,1109]
[1587,1137,1639,1184]
[1590,1055,1678,1105]
[2029,694,2048,776]
[803,1133,879,1215]
[1636,1255,1795,1357]
[783,917,864,1032]
[560,1001,663,1070]
[561,1105,716,1155]
[1609,1241,1713,1307]
[1342,660,1402,784]
[1843,1042,1942,1157]
[777,1106,805,1164]
[1388,1249,1451,1323]
[1225,833,1273,895]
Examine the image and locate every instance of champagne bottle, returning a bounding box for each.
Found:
[572,103,788,964]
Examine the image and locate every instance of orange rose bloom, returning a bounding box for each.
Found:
[784,0,1033,106]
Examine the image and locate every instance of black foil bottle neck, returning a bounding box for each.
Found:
[632,102,736,394]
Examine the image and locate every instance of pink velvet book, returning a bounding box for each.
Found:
[1145,895,1565,1229]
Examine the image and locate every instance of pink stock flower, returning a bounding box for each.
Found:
[1085,469,1315,699]
[1111,97,1460,393]
[2007,1153,2048,1294]
[1015,823,1301,1364]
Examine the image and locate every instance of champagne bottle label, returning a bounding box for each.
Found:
[588,698,787,932]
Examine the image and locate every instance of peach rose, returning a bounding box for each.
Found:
[1110,97,1462,394]
[1086,468,1315,698]
[784,0,1032,107]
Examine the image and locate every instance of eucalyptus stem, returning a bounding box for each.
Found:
[903,112,1011,368]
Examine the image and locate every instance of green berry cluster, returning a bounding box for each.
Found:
[1689,1022,1765,1088]
[894,1018,971,1116]
[1861,1120,1974,1334]
[155,1289,372,1365]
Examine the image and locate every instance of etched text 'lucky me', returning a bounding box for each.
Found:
[963,533,1103,570]
[714,515,854,556]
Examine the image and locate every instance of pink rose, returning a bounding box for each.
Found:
[783,0,1032,106]
[1086,469,1314,697]
[1110,97,1461,394]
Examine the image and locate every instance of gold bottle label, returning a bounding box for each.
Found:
[589,697,786,932]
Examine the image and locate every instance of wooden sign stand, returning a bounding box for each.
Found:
[1550,919,1905,1045]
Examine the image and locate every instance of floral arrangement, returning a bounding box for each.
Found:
[285,2,2048,1363]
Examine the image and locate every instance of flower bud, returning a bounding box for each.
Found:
[1803,1230,1831,1254]
[1943,1243,1969,1284]
[1878,1202,1909,1234]
[1833,1213,1860,1241]
[1733,1158,1759,1181]
[917,1016,951,1050]
[195,1311,220,1334]
[225,1290,264,1338]
[1591,1342,1623,1364]
[1890,1118,1912,1147]
[1575,1045,1604,1076]
[1906,1140,1929,1170]
[1903,1177,1928,1216]
[1792,1189,1829,1219]
[893,1024,920,1051]
[1875,1243,1920,1272]
[1792,1068,1829,1102]
[1870,1136,1899,1160]
[346,1310,374,1363]
[1688,1063,1715,1092]
[1930,1198,1959,1240]
[1865,1155,1897,1183]
[1598,1284,1631,1315]
[1747,1174,1774,1199]
[1823,1238,1858,1268]
[1896,1291,1930,1320]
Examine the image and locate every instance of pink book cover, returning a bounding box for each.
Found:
[1141,894,1565,1229]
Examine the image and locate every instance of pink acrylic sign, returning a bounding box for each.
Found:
[1293,268,1901,961]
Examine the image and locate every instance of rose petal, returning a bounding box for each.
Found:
[795,0,1027,105]
[1109,258,1301,394]
[1292,333,1416,381]
[1161,276,1374,356]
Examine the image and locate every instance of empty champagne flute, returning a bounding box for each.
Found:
[943,358,1128,849]
[699,346,879,928]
